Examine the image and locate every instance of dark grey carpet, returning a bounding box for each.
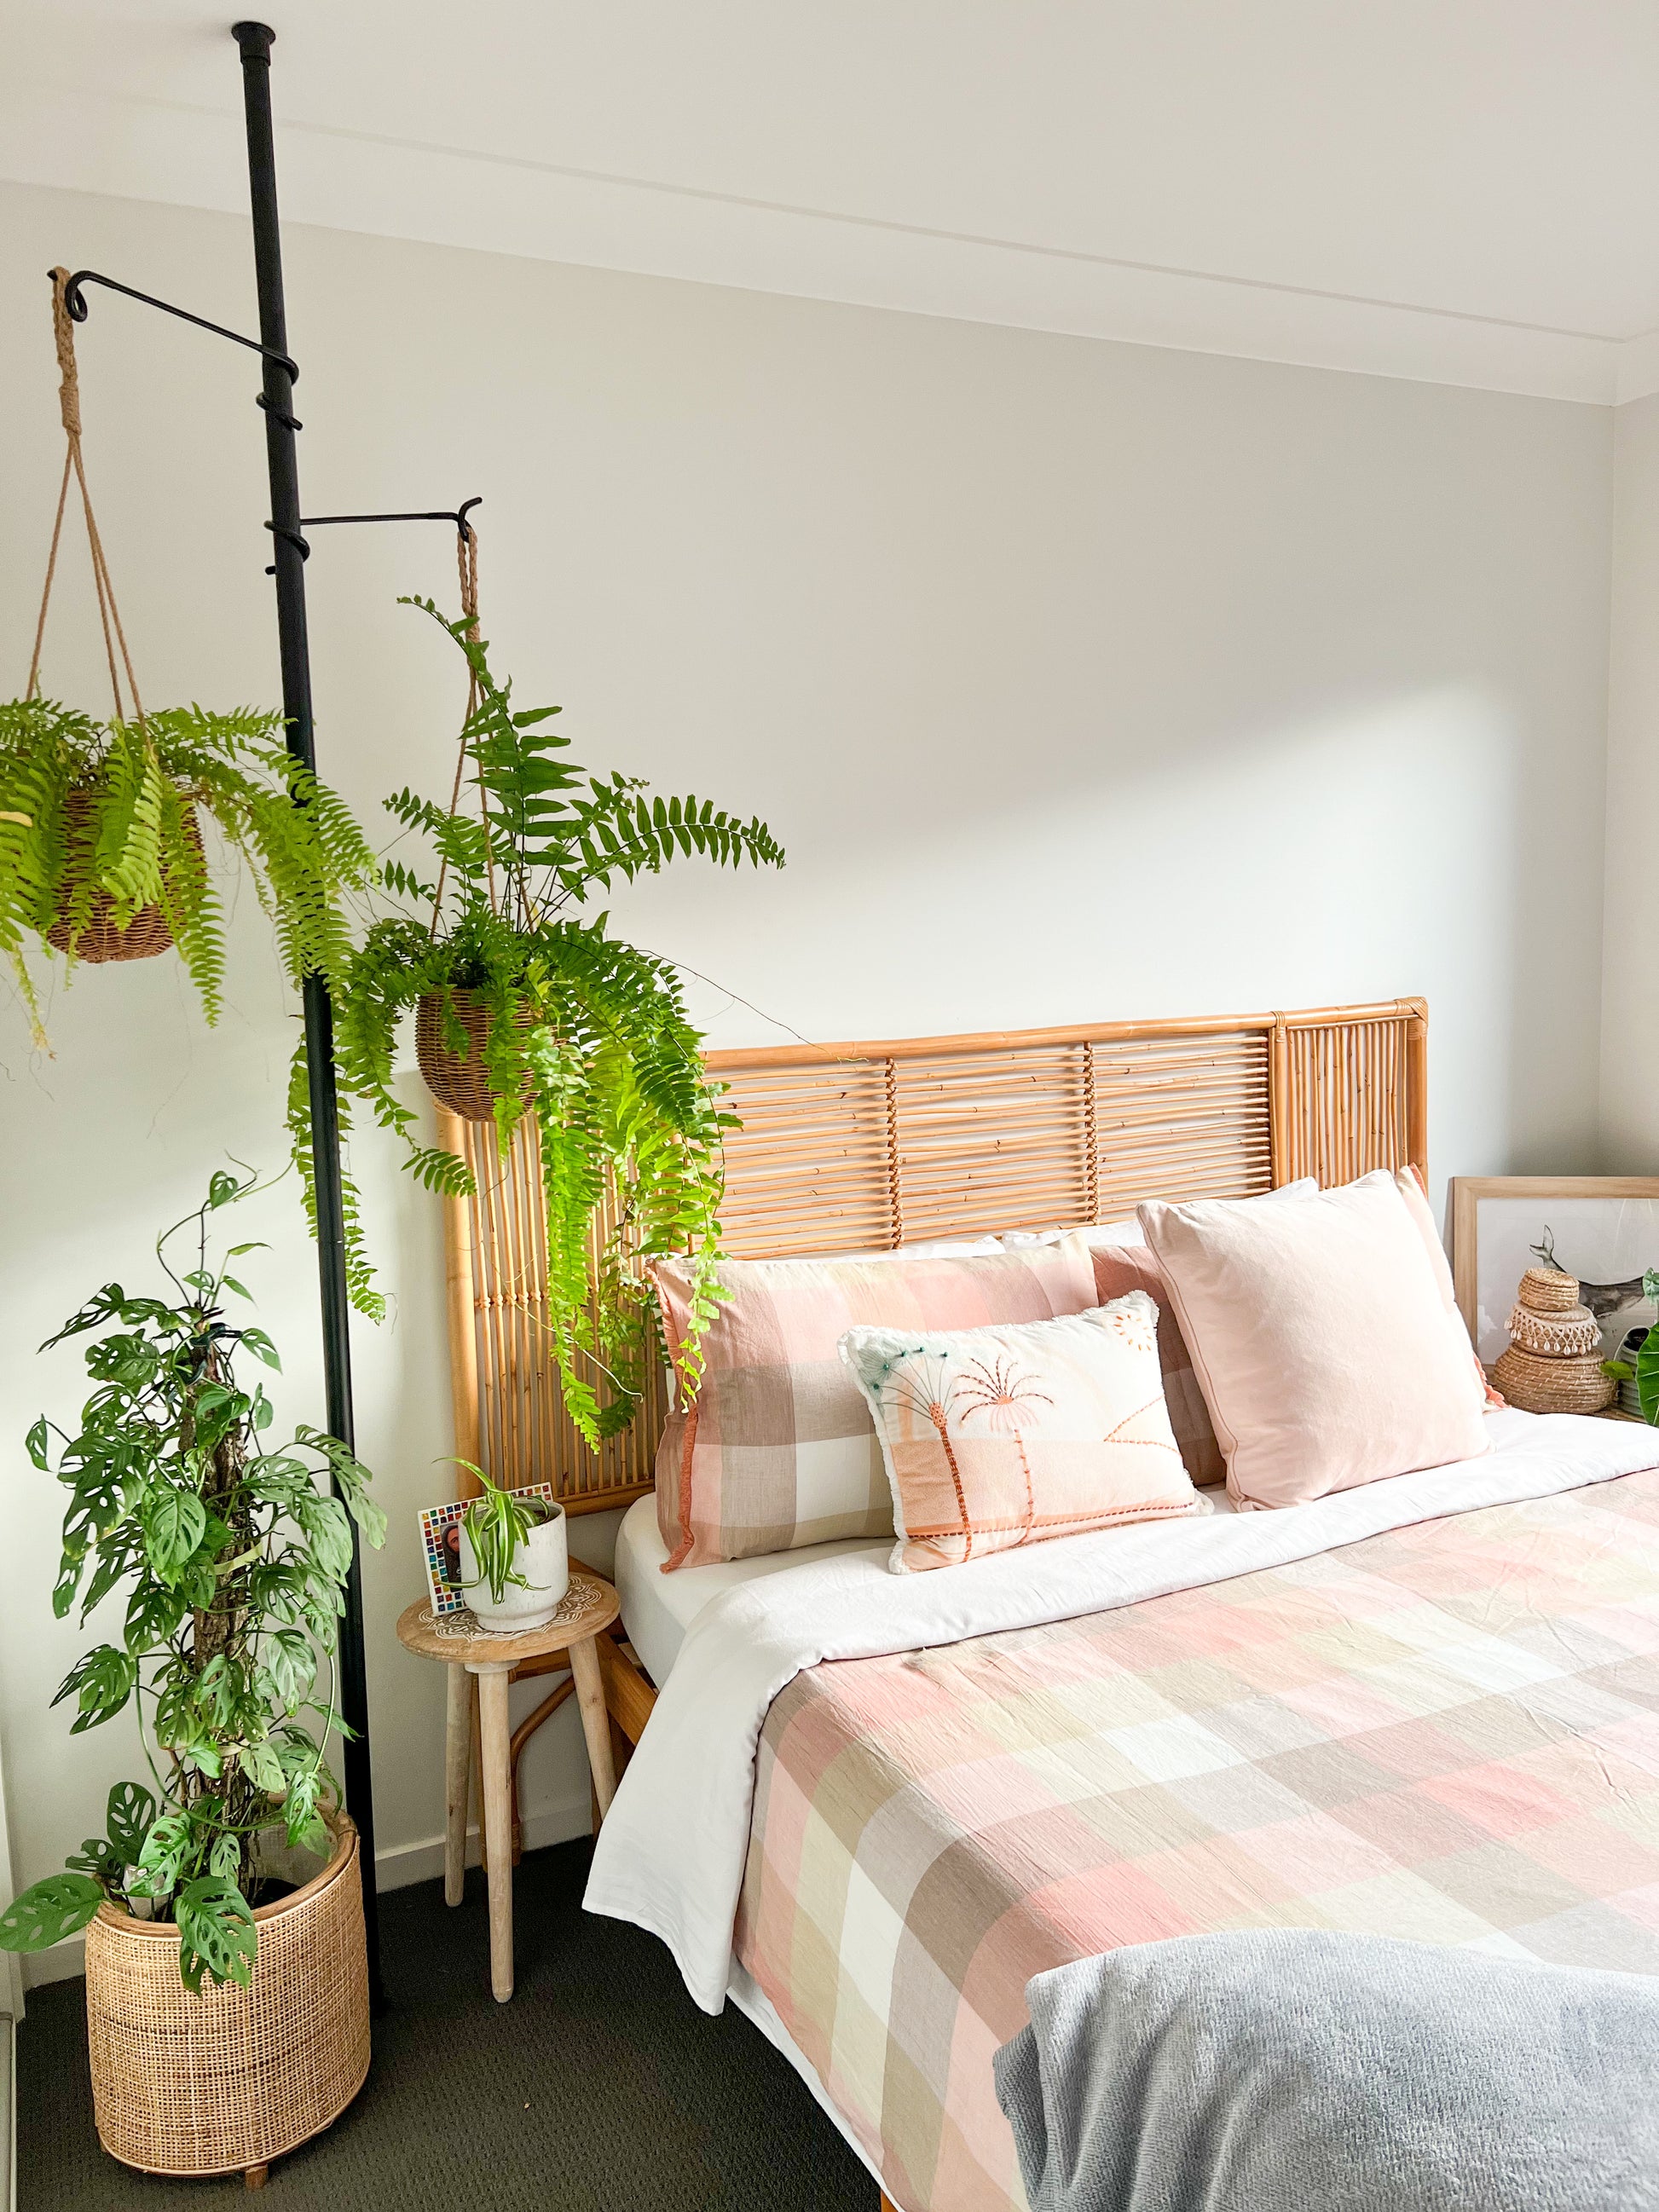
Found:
[18,1836,874,2209]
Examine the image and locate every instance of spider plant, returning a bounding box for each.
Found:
[459,1464,553,1607]
[321,598,784,1442]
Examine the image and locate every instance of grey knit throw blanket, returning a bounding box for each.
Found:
[992,1931,1659,2212]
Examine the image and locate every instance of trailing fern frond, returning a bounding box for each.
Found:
[286,1037,385,1325]
[0,697,378,1045]
[327,603,785,1431]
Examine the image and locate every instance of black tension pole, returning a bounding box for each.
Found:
[231,20,380,1997]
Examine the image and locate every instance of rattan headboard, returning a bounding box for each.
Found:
[442,996,1426,1510]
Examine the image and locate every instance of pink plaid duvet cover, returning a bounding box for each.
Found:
[736,1466,1659,2212]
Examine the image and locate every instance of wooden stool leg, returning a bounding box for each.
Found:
[245,2163,269,2190]
[443,1663,470,1906]
[471,1672,485,1874]
[476,1666,515,2002]
[570,1636,617,1820]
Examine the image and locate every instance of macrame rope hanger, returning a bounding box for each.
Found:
[27,269,147,729]
[428,515,500,931]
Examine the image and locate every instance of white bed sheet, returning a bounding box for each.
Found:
[612,1494,889,1687]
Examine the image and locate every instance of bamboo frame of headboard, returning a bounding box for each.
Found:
[442,996,1426,1508]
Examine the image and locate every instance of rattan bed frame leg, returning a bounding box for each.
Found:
[245,2164,269,2190]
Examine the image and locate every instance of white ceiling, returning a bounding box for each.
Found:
[7,1,1659,403]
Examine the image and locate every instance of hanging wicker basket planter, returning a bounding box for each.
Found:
[83,1816,370,2185]
[44,894,173,965]
[42,794,203,966]
[416,986,537,1121]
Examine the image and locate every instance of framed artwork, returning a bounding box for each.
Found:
[419,1485,557,1617]
[1450,1176,1659,1366]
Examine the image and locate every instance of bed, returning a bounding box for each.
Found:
[442,997,1659,2211]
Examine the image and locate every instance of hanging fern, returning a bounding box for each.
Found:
[326,599,783,1441]
[0,696,378,1045]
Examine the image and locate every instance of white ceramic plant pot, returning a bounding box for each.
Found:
[460,1503,569,1632]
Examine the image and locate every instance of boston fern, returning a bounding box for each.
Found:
[0,696,377,1045]
[0,1172,384,1992]
[325,598,783,1441]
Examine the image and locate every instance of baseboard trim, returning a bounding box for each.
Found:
[19,1791,596,1989]
[373,1791,594,1891]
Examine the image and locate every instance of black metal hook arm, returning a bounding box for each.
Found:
[57,268,300,384]
[302,495,483,541]
[260,496,482,575]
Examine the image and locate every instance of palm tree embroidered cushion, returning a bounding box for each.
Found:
[841,1292,1205,1573]
[647,1238,1098,1570]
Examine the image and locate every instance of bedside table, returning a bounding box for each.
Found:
[396,1569,621,2001]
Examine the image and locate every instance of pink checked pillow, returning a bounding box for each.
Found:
[1137,1171,1490,1511]
[841,1293,1203,1572]
[1088,1243,1226,1487]
[648,1236,1098,1569]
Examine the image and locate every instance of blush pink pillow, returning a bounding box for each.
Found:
[1393,1164,1504,1407]
[1136,1172,1490,1510]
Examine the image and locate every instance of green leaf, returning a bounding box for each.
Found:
[66,1835,117,1882]
[125,1580,189,1654]
[106,1782,158,1865]
[54,1644,137,1731]
[239,1738,287,1796]
[175,1876,257,1993]
[295,1493,353,1585]
[0,1873,103,1953]
[141,1487,207,1581]
[26,1418,49,1470]
[209,1831,242,1881]
[207,1170,243,1210]
[135,1810,193,1897]
[260,1626,316,1709]
[1639,1327,1659,1426]
[237,1327,281,1371]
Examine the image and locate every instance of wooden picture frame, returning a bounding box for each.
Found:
[1451,1175,1659,1364]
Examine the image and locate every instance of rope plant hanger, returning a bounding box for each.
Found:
[29,269,147,736]
[25,269,164,968]
[0,269,376,1045]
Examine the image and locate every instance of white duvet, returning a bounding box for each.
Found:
[583,1411,1659,2013]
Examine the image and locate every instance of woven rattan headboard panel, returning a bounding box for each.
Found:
[442,996,1426,1510]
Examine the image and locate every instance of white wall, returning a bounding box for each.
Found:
[0,179,1616,1972]
[1601,391,1659,1170]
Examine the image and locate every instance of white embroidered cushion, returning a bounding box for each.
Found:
[840,1292,1205,1574]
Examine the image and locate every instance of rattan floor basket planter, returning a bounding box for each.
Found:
[83,1816,369,2184]
[416,987,534,1121]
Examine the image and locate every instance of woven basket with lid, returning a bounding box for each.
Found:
[1488,1266,1616,1415]
[1515,1265,1581,1314]
[83,1816,369,2181]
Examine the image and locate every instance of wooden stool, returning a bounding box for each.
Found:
[396,1570,621,2002]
